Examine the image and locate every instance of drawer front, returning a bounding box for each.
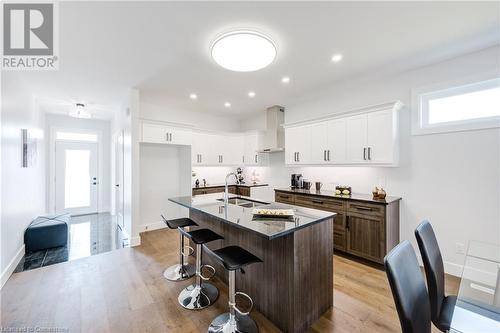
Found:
[347,201,385,217]
[275,191,295,204]
[204,187,225,194]
[192,188,207,195]
[334,230,346,251]
[295,194,345,212]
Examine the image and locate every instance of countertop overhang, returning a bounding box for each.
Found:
[168,193,335,240]
[193,183,268,189]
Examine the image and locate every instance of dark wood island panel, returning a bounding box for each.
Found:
[190,209,334,333]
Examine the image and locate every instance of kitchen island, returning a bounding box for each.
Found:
[169,194,335,333]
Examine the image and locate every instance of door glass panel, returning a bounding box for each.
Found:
[64,149,91,208]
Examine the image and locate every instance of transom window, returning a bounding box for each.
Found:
[56,131,98,142]
[414,78,500,135]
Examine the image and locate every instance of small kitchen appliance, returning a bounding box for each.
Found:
[291,174,303,189]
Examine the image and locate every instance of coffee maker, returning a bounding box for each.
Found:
[291,174,303,189]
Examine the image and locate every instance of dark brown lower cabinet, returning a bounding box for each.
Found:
[275,190,400,264]
[345,213,384,262]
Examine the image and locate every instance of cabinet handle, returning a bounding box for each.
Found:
[368,147,371,160]
[353,205,373,211]
[323,150,326,161]
[294,152,297,162]
[312,200,324,205]
[346,217,350,230]
[255,154,258,163]
[242,156,245,163]
[200,154,202,163]
[280,195,290,199]
[166,133,169,141]
[297,152,300,162]
[170,133,173,141]
[221,155,223,163]
[328,150,331,161]
[363,147,367,160]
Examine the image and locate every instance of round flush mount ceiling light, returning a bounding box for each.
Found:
[189,93,198,100]
[211,30,277,72]
[248,91,256,98]
[224,102,231,108]
[331,53,343,63]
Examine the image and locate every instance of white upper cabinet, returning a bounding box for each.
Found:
[346,114,368,163]
[285,125,311,165]
[327,119,347,163]
[285,101,401,166]
[141,122,192,145]
[367,109,396,163]
[310,123,329,164]
[244,133,260,165]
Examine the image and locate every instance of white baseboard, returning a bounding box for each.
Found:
[1,245,25,290]
[130,236,141,247]
[140,221,167,233]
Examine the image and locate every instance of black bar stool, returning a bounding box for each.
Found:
[178,228,224,310]
[206,245,263,333]
[161,215,198,281]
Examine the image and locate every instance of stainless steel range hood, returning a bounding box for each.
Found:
[257,105,285,153]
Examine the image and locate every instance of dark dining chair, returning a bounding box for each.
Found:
[384,241,432,333]
[415,220,457,332]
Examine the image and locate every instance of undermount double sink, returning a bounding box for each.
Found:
[217,197,268,208]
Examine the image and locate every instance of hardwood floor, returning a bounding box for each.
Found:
[1,228,459,333]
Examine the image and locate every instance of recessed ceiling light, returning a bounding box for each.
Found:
[331,53,343,63]
[224,102,231,108]
[189,93,198,100]
[281,76,290,84]
[248,91,256,98]
[211,30,277,72]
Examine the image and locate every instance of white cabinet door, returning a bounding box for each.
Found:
[296,125,311,164]
[327,119,347,163]
[224,135,244,165]
[244,133,259,165]
[192,132,205,165]
[310,123,328,164]
[285,127,300,164]
[141,122,191,145]
[169,128,192,145]
[367,109,395,164]
[141,123,169,143]
[346,114,368,163]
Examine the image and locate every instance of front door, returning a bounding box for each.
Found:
[55,141,98,215]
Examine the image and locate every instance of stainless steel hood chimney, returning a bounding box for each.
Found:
[257,105,285,153]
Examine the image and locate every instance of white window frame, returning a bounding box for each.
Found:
[412,75,500,135]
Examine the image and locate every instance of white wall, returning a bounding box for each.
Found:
[140,102,241,132]
[45,114,112,213]
[257,46,500,275]
[139,144,191,231]
[1,74,46,287]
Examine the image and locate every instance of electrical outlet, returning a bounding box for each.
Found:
[456,242,466,255]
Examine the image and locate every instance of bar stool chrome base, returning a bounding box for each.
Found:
[178,282,219,310]
[163,263,196,281]
[207,312,258,333]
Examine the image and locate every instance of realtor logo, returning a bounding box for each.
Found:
[2,2,58,70]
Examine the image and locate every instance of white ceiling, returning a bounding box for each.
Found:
[5,1,500,120]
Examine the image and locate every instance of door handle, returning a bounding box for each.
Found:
[92,182,97,185]
[115,184,120,187]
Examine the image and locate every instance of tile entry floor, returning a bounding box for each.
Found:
[14,213,125,273]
